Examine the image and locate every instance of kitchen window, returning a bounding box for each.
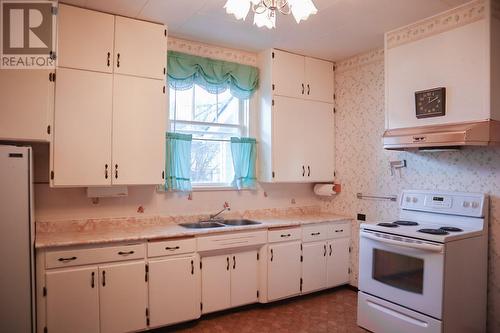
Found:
[169,84,249,188]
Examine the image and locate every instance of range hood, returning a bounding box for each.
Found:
[383,120,500,150]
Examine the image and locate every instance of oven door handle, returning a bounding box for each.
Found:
[361,231,444,253]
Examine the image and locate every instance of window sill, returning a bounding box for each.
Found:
[192,185,253,192]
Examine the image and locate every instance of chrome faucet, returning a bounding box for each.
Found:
[209,202,231,220]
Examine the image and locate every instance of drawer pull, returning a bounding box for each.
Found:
[58,256,77,262]
[191,260,194,275]
[329,244,332,256]
[280,234,291,238]
[165,246,180,251]
[311,232,321,236]
[102,270,106,287]
[335,229,344,233]
[118,251,135,256]
[91,272,95,288]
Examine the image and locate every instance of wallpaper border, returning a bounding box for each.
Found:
[336,48,384,74]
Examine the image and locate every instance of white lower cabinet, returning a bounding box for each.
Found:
[327,238,350,287]
[46,267,100,333]
[302,242,328,293]
[267,241,302,301]
[99,261,148,333]
[149,255,201,327]
[201,250,258,314]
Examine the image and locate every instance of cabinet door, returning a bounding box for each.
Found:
[112,74,166,185]
[99,261,148,333]
[272,96,308,182]
[304,100,335,182]
[58,4,115,73]
[149,256,200,327]
[272,49,305,99]
[53,68,112,186]
[302,242,327,293]
[0,69,53,141]
[231,251,258,307]
[114,16,166,80]
[305,57,334,103]
[201,255,231,314]
[327,238,350,287]
[268,241,302,301]
[46,267,99,333]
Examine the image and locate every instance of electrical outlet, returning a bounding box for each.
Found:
[357,213,366,221]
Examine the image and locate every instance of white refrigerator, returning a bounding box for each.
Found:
[0,145,35,332]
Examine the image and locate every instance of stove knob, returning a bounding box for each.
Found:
[412,197,418,203]
[471,202,479,208]
[463,201,470,208]
[405,196,411,203]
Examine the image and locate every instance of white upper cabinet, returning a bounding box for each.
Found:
[57,4,115,73]
[0,70,53,142]
[53,68,113,186]
[114,16,166,80]
[272,49,305,99]
[112,75,166,185]
[305,57,334,103]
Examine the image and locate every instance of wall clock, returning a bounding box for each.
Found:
[415,87,446,119]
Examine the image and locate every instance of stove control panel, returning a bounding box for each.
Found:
[401,190,486,217]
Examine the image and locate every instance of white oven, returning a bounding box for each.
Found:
[359,229,444,319]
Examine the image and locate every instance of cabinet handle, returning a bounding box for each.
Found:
[307,84,310,95]
[115,164,118,179]
[311,232,321,236]
[91,271,95,288]
[102,271,106,287]
[58,256,77,262]
[233,256,236,269]
[324,244,327,257]
[301,83,304,95]
[191,260,194,275]
[105,164,108,179]
[117,53,120,68]
[226,257,230,271]
[280,234,291,238]
[302,165,305,177]
[307,166,311,177]
[165,246,180,251]
[335,229,344,233]
[107,52,110,67]
[118,250,134,256]
[270,249,274,262]
[329,244,332,256]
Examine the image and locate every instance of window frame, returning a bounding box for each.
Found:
[169,84,250,189]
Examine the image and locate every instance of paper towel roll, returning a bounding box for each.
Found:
[314,184,336,197]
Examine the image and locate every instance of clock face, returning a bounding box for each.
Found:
[415,87,446,119]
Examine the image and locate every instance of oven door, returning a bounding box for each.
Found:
[359,230,444,319]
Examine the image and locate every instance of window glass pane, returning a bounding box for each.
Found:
[191,140,234,185]
[217,89,240,125]
[372,249,424,294]
[170,87,194,123]
[172,123,240,140]
[194,85,217,122]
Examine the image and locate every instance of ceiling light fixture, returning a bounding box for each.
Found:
[224,0,318,29]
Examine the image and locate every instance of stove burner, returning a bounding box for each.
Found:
[418,228,449,235]
[440,226,463,232]
[377,223,399,228]
[394,220,419,226]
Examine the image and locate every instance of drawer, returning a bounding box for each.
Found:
[302,223,329,242]
[197,230,267,252]
[327,222,351,239]
[148,237,196,258]
[45,243,146,269]
[268,226,301,243]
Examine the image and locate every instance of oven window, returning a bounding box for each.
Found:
[372,249,424,294]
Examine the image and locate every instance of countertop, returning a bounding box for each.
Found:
[35,211,351,249]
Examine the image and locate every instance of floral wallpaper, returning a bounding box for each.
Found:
[325,48,500,332]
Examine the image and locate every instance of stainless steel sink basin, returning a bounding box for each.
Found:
[221,219,262,226]
[179,222,226,229]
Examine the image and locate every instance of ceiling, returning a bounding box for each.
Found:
[61,0,470,61]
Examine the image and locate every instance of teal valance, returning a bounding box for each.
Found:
[167,50,259,99]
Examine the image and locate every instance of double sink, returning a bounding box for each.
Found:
[180,219,261,229]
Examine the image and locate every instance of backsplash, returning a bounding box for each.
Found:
[324,48,500,332]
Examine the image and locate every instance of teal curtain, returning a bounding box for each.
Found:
[165,132,192,192]
[167,51,259,99]
[230,137,257,190]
